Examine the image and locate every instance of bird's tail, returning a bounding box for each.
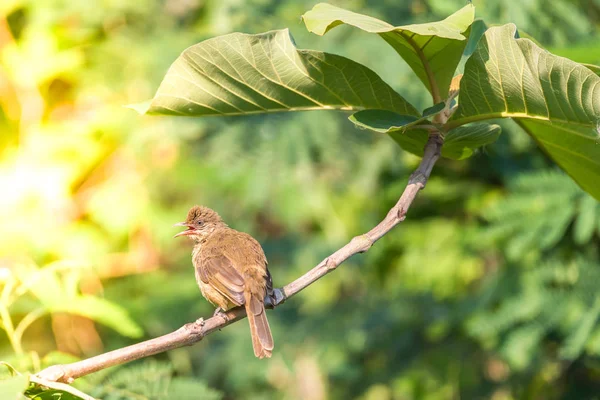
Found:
[244,291,273,358]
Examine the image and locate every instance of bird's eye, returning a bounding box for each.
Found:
[197,221,203,226]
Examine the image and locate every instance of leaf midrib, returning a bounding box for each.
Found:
[398,31,442,103]
[149,105,363,117]
[445,112,597,131]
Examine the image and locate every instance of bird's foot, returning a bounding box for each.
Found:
[213,307,229,322]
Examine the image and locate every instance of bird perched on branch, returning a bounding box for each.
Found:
[174,206,274,358]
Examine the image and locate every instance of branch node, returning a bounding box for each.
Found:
[350,234,373,253]
[396,206,407,221]
[184,320,204,335]
[430,133,444,153]
[34,365,67,383]
[325,257,338,270]
[408,171,427,187]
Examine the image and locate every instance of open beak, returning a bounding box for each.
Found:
[173,222,196,238]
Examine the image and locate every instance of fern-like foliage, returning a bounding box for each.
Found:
[466,259,600,369]
[86,360,222,400]
[481,170,600,260]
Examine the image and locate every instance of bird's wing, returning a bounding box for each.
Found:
[198,253,245,307]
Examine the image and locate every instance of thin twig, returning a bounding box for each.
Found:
[35,133,444,384]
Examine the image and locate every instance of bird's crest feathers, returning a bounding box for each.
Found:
[186,206,223,225]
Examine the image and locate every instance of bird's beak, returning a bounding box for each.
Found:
[173,222,196,238]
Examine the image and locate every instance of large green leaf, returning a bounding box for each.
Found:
[302,3,475,100]
[448,24,600,200]
[130,29,418,117]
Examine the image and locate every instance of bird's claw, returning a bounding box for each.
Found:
[213,307,228,321]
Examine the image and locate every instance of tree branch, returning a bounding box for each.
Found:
[35,133,444,385]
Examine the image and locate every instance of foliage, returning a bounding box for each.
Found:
[0,0,599,399]
[301,3,475,97]
[481,170,600,260]
[449,25,600,199]
[0,360,221,400]
[0,374,29,400]
[86,361,222,400]
[139,2,600,202]
[0,261,141,358]
[129,29,418,117]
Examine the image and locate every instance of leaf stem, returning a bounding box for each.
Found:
[13,309,47,352]
[0,302,22,354]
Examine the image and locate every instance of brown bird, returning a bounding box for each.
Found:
[174,206,274,358]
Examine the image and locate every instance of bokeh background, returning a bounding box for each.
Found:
[1,0,600,399]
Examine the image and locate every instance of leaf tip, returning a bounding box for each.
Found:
[124,100,152,115]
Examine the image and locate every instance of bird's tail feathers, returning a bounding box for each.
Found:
[245,292,273,359]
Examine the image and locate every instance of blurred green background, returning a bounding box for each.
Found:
[1,0,599,399]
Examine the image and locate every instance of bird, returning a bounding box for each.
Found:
[174,205,274,358]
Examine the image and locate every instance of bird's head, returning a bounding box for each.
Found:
[174,206,226,242]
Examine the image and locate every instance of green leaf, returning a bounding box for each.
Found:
[349,111,420,134]
[583,63,600,77]
[443,124,502,160]
[302,3,475,99]
[574,196,599,245]
[560,297,600,360]
[15,263,142,338]
[348,102,499,160]
[349,102,446,134]
[49,296,143,338]
[501,324,545,371]
[449,24,600,200]
[456,19,487,74]
[538,203,576,249]
[422,102,446,117]
[0,375,29,400]
[129,29,418,117]
[0,362,20,377]
[27,389,84,400]
[389,124,501,160]
[515,120,600,201]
